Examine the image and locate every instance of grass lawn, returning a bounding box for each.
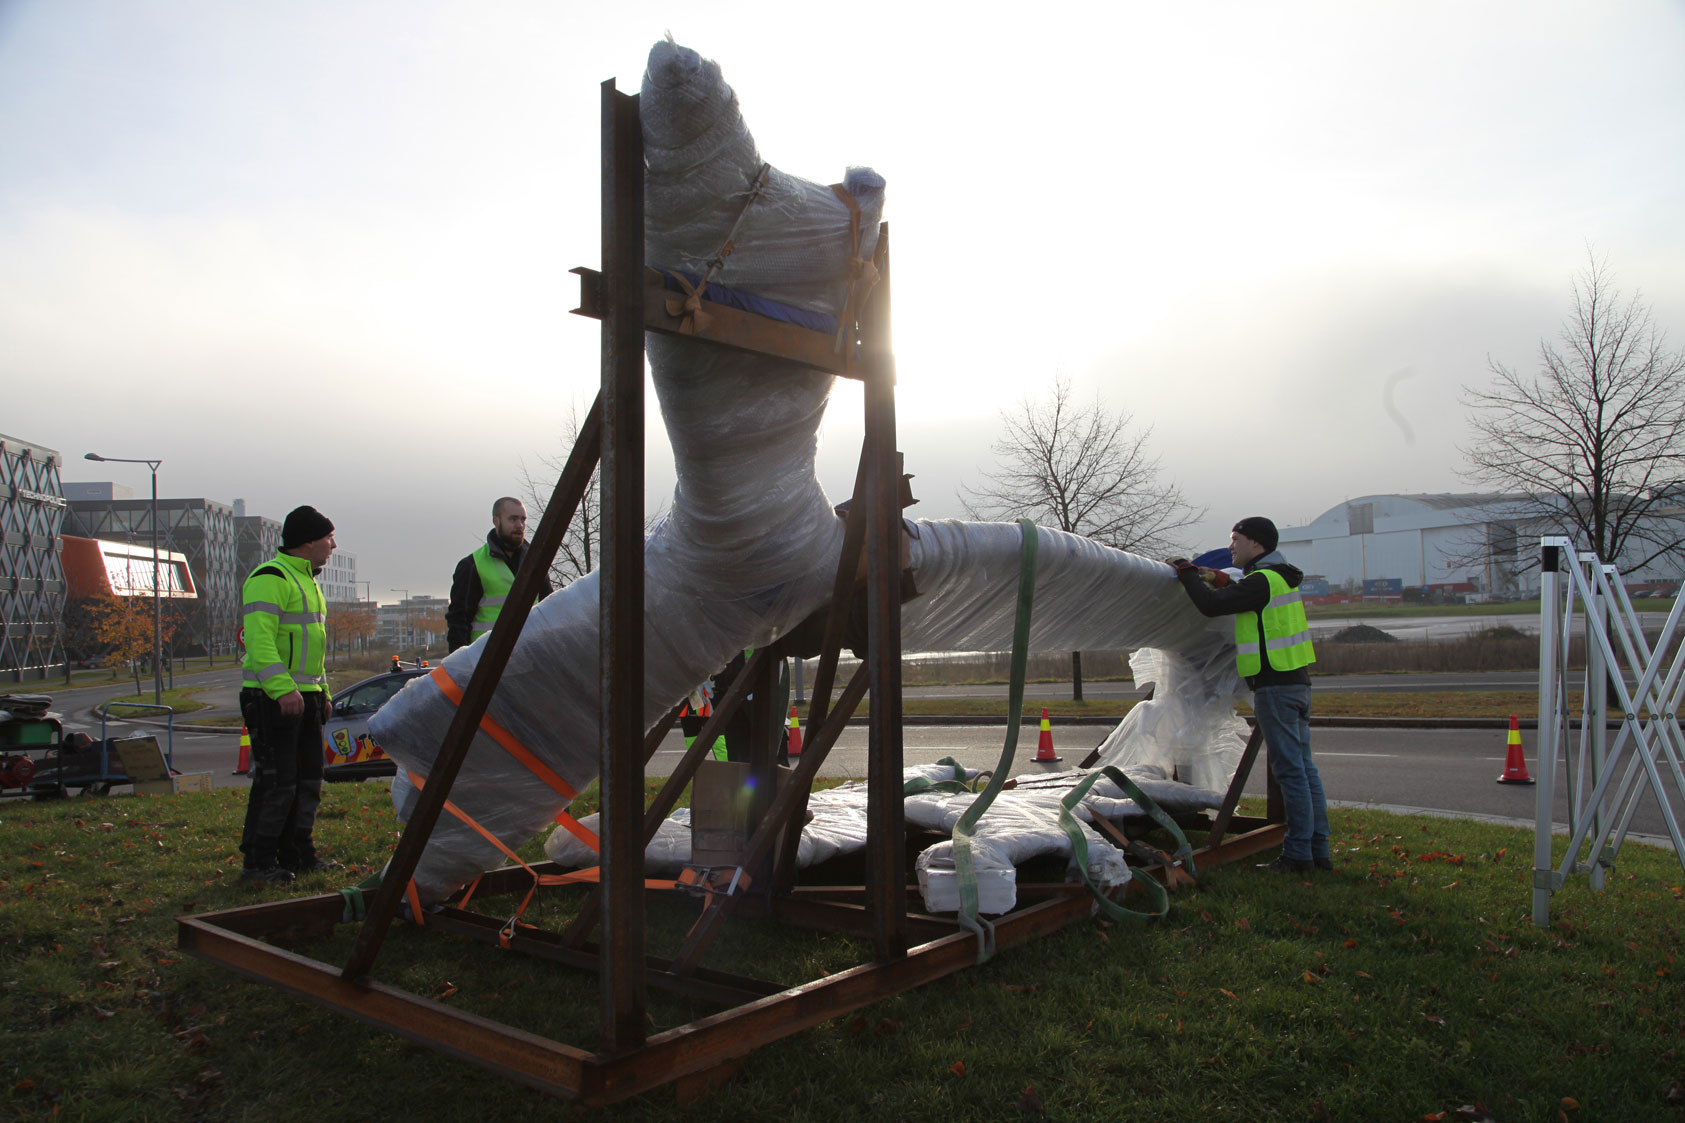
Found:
[96,688,211,718]
[4,784,1684,1121]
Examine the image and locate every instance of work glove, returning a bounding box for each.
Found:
[1199,567,1233,588]
[1164,557,1197,576]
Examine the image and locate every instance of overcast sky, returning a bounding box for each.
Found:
[5,1,1683,599]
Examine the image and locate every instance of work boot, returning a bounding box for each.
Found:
[1313,856,1334,871]
[283,855,341,874]
[240,865,297,885]
[1257,855,1313,874]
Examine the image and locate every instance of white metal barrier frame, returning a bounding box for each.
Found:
[1534,537,1685,927]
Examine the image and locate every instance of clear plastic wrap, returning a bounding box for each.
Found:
[369,40,1245,904]
[1087,648,1251,791]
[903,520,1247,790]
[370,39,882,901]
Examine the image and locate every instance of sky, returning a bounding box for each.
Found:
[4,1,1684,599]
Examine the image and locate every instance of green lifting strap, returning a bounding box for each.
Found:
[338,872,384,925]
[902,756,975,796]
[950,518,1040,963]
[1058,765,1195,922]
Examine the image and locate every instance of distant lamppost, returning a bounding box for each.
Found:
[356,581,372,653]
[390,588,410,654]
[84,452,164,704]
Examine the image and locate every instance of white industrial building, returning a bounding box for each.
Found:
[1277,493,1685,601]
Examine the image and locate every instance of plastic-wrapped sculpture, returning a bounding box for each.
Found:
[370,38,1244,904]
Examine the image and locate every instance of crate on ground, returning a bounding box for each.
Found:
[113,735,209,796]
[690,759,792,867]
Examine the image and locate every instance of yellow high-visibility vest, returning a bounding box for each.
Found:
[241,552,327,697]
[1234,568,1315,678]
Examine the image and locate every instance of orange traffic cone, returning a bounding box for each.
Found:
[1034,707,1062,762]
[1497,715,1534,784]
[786,705,803,757]
[233,726,252,775]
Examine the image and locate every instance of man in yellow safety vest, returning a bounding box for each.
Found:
[445,497,554,652]
[238,505,337,884]
[1168,516,1330,874]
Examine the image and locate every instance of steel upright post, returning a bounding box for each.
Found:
[861,226,906,960]
[598,78,647,1052]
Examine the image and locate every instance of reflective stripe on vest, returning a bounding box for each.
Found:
[1234,568,1316,678]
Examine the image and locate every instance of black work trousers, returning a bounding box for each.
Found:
[238,687,326,869]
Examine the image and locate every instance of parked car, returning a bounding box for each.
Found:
[321,667,428,781]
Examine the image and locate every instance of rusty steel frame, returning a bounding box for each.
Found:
[177,75,1277,1108]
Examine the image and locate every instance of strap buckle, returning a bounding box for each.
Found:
[676,865,750,898]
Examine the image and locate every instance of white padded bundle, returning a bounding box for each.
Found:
[541,763,1227,916]
[369,39,1245,904]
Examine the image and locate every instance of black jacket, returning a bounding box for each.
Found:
[445,530,555,652]
[1176,551,1312,689]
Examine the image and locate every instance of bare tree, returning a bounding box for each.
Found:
[961,376,1205,697]
[519,399,666,588]
[1460,252,1685,579]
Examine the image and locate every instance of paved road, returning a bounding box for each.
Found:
[891,671,1540,701]
[15,669,1683,853]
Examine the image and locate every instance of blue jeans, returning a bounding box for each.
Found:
[1254,685,1329,863]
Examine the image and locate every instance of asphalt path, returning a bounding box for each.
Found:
[16,668,1683,852]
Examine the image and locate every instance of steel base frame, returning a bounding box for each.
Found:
[178,819,1282,1106]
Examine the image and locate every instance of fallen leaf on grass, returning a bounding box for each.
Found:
[12,1080,33,1093]
[1343,938,1357,949]
[1237,917,1250,931]
[1356,970,1372,979]
[1018,1085,1043,1116]
[93,1007,114,1021]
[1302,971,1319,984]
[949,1061,966,1077]
[874,1018,900,1036]
[848,1016,868,1036]
[1560,1097,1579,1109]
[954,1019,972,1031]
[1220,989,1238,1000]
[1453,1104,1495,1121]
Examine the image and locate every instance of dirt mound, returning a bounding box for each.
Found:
[1329,624,1399,644]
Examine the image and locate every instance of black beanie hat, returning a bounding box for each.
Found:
[1232,516,1278,554]
[282,506,335,548]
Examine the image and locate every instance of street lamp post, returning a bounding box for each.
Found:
[356,581,372,654]
[390,588,410,657]
[84,452,164,705]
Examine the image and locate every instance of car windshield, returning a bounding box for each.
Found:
[339,674,417,715]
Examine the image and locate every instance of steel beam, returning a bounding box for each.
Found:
[597,77,647,1054]
[571,267,862,379]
